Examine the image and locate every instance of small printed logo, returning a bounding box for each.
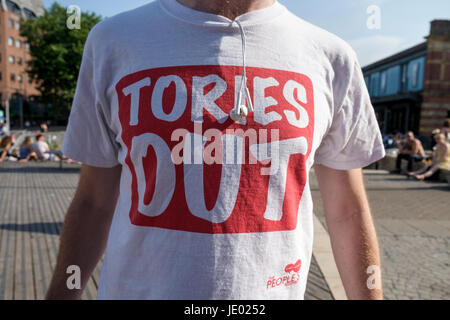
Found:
[267,259,302,290]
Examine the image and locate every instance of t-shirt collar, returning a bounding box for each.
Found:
[159,0,287,27]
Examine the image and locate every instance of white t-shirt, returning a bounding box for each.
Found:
[62,0,385,300]
[32,141,50,160]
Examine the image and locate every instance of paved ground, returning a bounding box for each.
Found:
[0,162,333,300]
[3,161,447,300]
[0,162,102,300]
[311,169,450,300]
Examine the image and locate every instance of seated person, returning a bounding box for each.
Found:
[407,133,450,181]
[19,136,39,162]
[0,135,18,162]
[32,134,60,162]
[393,131,426,173]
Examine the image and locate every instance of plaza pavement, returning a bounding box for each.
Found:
[1,161,448,300]
[311,169,450,300]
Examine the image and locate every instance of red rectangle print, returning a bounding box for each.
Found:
[116,65,315,234]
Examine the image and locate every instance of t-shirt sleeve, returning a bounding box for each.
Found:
[61,31,120,168]
[314,55,385,170]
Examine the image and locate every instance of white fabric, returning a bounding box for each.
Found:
[62,0,385,300]
[32,141,50,160]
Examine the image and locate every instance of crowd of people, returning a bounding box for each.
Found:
[0,123,61,163]
[389,120,450,181]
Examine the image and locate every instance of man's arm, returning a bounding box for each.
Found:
[314,164,383,300]
[46,164,122,300]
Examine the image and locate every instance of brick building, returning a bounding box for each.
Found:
[421,20,450,137]
[0,0,43,128]
[363,20,450,144]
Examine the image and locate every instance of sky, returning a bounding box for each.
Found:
[42,0,450,67]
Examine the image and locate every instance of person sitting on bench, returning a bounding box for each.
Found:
[393,131,426,173]
[407,133,450,181]
[19,136,39,162]
[32,134,60,162]
[0,135,18,162]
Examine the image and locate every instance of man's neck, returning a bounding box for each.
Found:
[176,0,275,21]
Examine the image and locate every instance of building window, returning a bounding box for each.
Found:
[0,72,2,81]
[380,71,387,94]
[16,22,20,31]
[10,74,15,82]
[17,57,22,65]
[8,56,15,64]
[364,76,370,90]
[25,43,30,51]
[8,19,14,28]
[6,1,22,15]
[23,8,37,19]
[8,37,14,46]
[18,75,23,83]
[370,73,380,97]
[401,64,408,92]
[16,39,21,48]
[411,62,419,88]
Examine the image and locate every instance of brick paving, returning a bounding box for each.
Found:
[311,169,450,300]
[0,162,101,300]
[0,162,332,300]
[5,162,447,300]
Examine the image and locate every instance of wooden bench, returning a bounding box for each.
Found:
[370,153,428,172]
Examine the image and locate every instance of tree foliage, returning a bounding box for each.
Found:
[20,3,101,120]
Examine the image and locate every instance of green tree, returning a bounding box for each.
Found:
[20,3,102,122]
